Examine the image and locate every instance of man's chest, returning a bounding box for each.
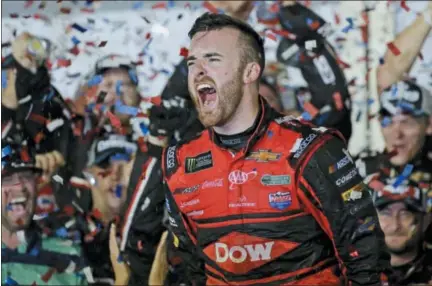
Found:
[170,148,302,221]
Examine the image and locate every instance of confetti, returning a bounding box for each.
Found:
[2,145,11,158]
[88,75,103,87]
[98,41,107,47]
[303,101,319,118]
[115,184,122,198]
[179,47,189,58]
[152,2,167,9]
[202,1,219,14]
[115,102,139,116]
[106,110,122,129]
[41,268,56,283]
[69,45,80,56]
[71,36,80,45]
[393,164,413,187]
[301,112,312,121]
[139,122,149,135]
[57,58,72,67]
[400,0,410,12]
[24,0,34,8]
[56,227,68,238]
[117,254,123,263]
[342,18,354,33]
[132,1,144,10]
[60,7,72,14]
[71,23,87,33]
[2,70,7,89]
[387,42,401,56]
[333,92,344,110]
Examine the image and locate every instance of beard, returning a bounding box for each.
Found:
[386,223,423,255]
[192,70,244,128]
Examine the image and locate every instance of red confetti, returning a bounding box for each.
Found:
[33,13,49,21]
[150,96,162,106]
[350,250,359,257]
[269,3,280,13]
[400,0,410,12]
[387,42,401,56]
[308,20,321,31]
[179,47,189,58]
[202,1,219,14]
[24,0,34,8]
[334,13,341,25]
[265,32,277,42]
[20,149,30,162]
[145,32,151,40]
[333,92,344,110]
[63,205,75,216]
[59,7,71,14]
[10,13,19,18]
[336,58,351,69]
[34,132,45,144]
[41,268,56,282]
[69,45,80,56]
[271,29,296,40]
[80,8,94,13]
[303,102,319,118]
[92,208,102,220]
[152,2,167,9]
[98,41,107,47]
[57,58,71,67]
[106,110,122,129]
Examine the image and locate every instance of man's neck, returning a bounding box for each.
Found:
[1,225,20,249]
[212,92,260,136]
[391,250,418,267]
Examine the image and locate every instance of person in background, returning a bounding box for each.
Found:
[369,176,431,285]
[259,77,284,113]
[1,141,88,285]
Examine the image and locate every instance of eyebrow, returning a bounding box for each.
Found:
[186,52,223,62]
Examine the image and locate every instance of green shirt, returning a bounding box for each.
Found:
[2,231,88,286]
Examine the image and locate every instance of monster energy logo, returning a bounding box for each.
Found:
[185,151,213,174]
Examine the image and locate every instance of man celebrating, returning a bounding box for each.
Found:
[371,176,431,285]
[1,142,87,285]
[163,13,388,285]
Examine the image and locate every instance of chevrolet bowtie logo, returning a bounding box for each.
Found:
[246,150,281,162]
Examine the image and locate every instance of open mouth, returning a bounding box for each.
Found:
[7,196,29,222]
[196,83,217,109]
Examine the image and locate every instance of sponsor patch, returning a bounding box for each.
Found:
[202,178,223,189]
[173,185,200,195]
[329,153,352,174]
[261,175,291,186]
[185,151,213,174]
[341,183,364,202]
[246,150,281,162]
[268,191,292,210]
[166,146,177,170]
[336,168,358,187]
[228,169,257,190]
[293,133,317,159]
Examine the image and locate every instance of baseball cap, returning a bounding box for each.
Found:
[86,133,137,169]
[380,80,432,117]
[372,177,427,213]
[1,142,42,177]
[94,54,138,85]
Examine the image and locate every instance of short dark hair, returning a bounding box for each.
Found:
[188,12,265,77]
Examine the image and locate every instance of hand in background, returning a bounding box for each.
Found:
[109,224,131,286]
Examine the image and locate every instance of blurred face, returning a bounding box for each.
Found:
[95,68,140,125]
[381,114,428,166]
[187,28,245,128]
[210,1,255,20]
[1,172,37,232]
[89,159,132,218]
[377,202,421,255]
[259,83,283,113]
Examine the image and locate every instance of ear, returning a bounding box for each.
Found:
[243,62,261,84]
[426,116,432,135]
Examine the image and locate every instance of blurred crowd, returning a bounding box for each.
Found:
[1,1,432,286]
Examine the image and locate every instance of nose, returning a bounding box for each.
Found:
[190,60,207,81]
[386,214,402,233]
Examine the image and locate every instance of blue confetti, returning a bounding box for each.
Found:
[6,204,13,211]
[71,36,81,45]
[117,254,123,263]
[110,153,131,163]
[301,112,312,121]
[167,0,175,8]
[29,247,39,256]
[115,80,123,96]
[115,184,122,198]
[139,122,149,135]
[43,88,55,102]
[306,18,313,26]
[87,75,103,87]
[132,1,144,9]
[5,276,18,286]
[267,130,274,138]
[71,23,87,33]
[160,69,171,75]
[379,57,385,65]
[391,85,398,97]
[381,116,392,127]
[56,227,68,238]
[115,103,138,116]
[393,164,414,188]
[128,70,138,84]
[367,98,375,106]
[342,18,354,33]
[2,70,7,89]
[2,145,12,158]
